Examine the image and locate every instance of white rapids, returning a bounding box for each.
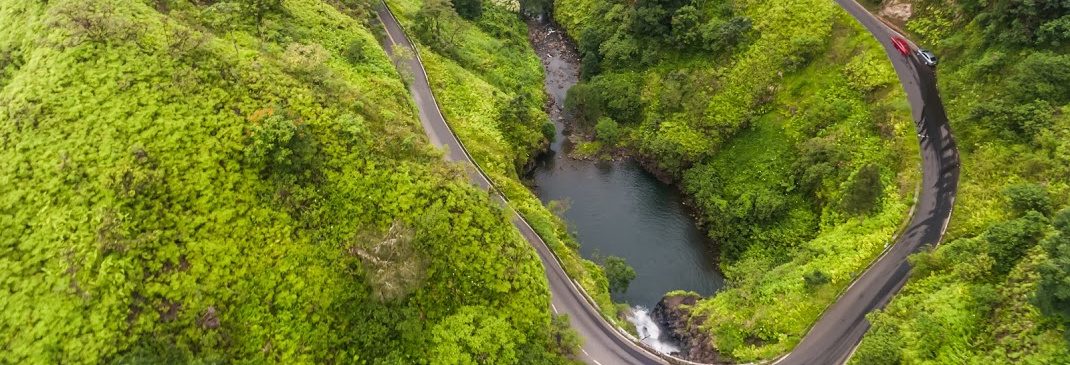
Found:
[626,306,682,355]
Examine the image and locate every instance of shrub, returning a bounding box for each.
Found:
[344,39,366,64]
[283,42,330,80]
[803,270,829,290]
[841,163,883,217]
[453,0,483,20]
[985,211,1049,275]
[1003,183,1053,217]
[595,117,621,146]
[604,256,636,294]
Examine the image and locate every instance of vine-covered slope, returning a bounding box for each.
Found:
[0,0,575,363]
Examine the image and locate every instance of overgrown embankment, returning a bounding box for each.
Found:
[851,1,1070,363]
[383,0,624,323]
[554,0,918,361]
[0,0,579,363]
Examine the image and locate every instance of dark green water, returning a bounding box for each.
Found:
[526,18,725,316]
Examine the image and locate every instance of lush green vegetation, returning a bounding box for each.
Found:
[0,0,580,363]
[603,255,636,294]
[851,1,1070,363]
[384,0,627,323]
[554,0,921,360]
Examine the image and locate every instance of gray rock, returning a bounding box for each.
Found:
[652,293,726,363]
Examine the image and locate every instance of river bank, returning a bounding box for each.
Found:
[524,14,726,354]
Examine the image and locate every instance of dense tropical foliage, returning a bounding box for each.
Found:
[6,0,1067,362]
[553,0,921,360]
[383,0,626,323]
[0,0,580,363]
[852,0,1070,363]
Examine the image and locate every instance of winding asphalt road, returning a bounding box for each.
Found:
[375,0,958,363]
[776,1,959,364]
[375,6,670,365]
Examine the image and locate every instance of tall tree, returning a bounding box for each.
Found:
[453,0,483,20]
[605,256,636,294]
[237,0,283,35]
[841,163,883,217]
[415,0,465,54]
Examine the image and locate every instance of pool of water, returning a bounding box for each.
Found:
[525,17,725,347]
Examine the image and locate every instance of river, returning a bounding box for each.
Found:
[525,17,725,351]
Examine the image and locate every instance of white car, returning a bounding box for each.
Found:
[916,49,938,67]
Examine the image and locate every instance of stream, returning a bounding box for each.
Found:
[525,16,726,352]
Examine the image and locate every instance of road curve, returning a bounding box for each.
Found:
[775,1,959,364]
[374,0,959,363]
[374,5,668,365]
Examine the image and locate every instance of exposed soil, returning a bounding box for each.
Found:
[878,0,913,25]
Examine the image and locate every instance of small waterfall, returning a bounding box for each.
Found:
[627,306,681,354]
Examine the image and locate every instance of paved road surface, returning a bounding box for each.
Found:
[374,6,669,365]
[774,1,959,364]
[375,0,958,363]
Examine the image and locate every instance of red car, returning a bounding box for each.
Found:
[891,36,910,55]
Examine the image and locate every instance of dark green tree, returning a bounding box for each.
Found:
[670,5,702,48]
[604,256,636,294]
[415,0,464,54]
[595,117,621,146]
[590,74,643,125]
[519,0,553,16]
[1005,52,1070,105]
[964,0,1070,45]
[580,52,601,81]
[985,210,1049,275]
[453,0,483,20]
[851,312,903,365]
[627,0,689,48]
[701,16,752,54]
[1003,183,1053,217]
[344,39,366,64]
[803,269,829,290]
[564,83,602,126]
[841,164,883,217]
[548,314,581,357]
[243,108,319,179]
[794,137,848,205]
[969,99,1056,141]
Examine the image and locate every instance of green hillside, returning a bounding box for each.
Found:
[554,0,917,360]
[381,0,626,323]
[852,1,1070,363]
[0,0,576,363]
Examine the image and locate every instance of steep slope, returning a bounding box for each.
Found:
[382,0,624,322]
[553,0,919,361]
[0,0,574,363]
[852,1,1070,363]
